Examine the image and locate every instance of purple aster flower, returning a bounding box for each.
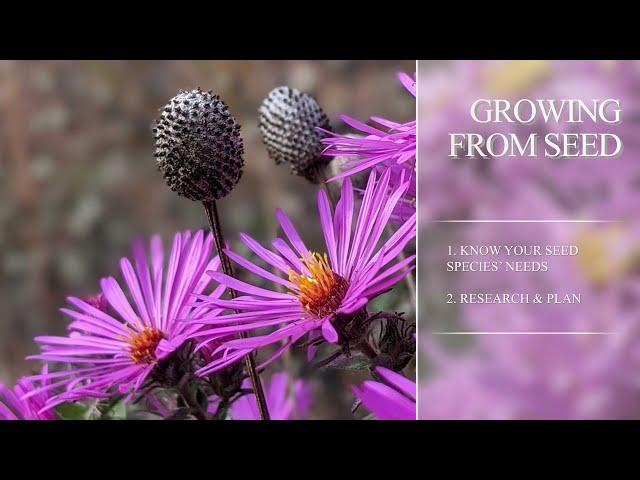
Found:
[352,366,416,420]
[321,72,416,181]
[193,169,416,376]
[25,230,224,410]
[0,366,54,420]
[370,164,415,225]
[209,372,312,420]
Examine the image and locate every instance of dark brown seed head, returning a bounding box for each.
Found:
[153,88,244,201]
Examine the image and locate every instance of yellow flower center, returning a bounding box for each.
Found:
[128,327,164,365]
[483,60,550,96]
[575,226,640,285]
[288,252,349,318]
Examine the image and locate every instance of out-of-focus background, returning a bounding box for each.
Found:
[0,60,415,419]
[419,60,640,419]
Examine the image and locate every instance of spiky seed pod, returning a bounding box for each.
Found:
[153,88,244,202]
[259,86,331,183]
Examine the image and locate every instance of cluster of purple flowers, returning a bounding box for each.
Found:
[1,71,416,421]
[322,71,416,225]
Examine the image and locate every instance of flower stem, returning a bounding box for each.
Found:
[202,200,271,420]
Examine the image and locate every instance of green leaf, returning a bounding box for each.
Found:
[55,402,93,420]
[328,353,371,370]
[103,401,127,420]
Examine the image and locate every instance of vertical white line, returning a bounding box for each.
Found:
[414,58,420,421]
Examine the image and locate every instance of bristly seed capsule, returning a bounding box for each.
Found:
[259,86,332,183]
[153,88,244,202]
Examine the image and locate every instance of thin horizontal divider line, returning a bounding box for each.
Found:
[432,331,612,335]
[433,220,616,223]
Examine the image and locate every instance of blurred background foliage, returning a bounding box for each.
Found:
[0,60,415,419]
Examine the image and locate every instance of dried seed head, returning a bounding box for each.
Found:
[153,88,244,201]
[259,86,331,183]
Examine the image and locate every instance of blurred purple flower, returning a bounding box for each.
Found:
[25,231,224,410]
[420,176,640,419]
[353,366,415,420]
[83,293,109,313]
[209,372,312,420]
[0,366,54,420]
[422,293,640,419]
[193,169,416,376]
[323,72,416,225]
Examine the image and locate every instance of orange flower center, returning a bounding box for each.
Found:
[128,327,165,365]
[288,252,349,318]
